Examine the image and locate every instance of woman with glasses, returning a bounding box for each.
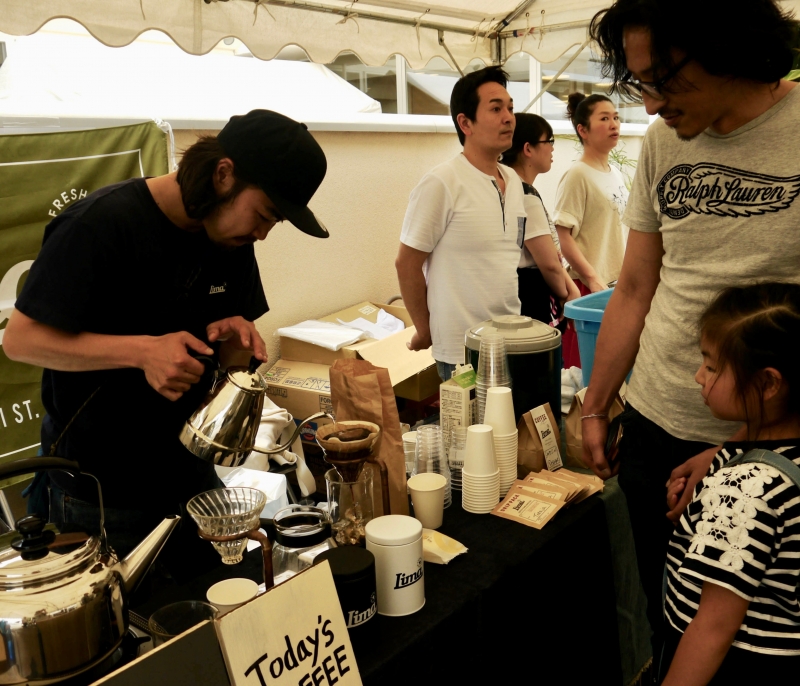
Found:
[501,113,579,326]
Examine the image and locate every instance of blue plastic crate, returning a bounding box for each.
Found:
[564,289,630,387]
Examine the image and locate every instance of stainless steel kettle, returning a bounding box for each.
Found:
[0,457,179,685]
[180,357,333,467]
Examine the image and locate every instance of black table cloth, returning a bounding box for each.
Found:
[133,490,622,685]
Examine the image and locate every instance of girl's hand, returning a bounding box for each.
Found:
[666,476,687,519]
[666,446,719,523]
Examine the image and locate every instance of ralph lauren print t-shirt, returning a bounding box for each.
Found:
[623,86,800,443]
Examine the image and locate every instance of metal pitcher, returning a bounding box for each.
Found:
[179,357,333,467]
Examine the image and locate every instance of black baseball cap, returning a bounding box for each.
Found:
[218,109,329,238]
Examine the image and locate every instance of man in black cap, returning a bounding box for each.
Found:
[4,110,328,564]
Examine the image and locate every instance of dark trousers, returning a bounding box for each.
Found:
[517,267,555,325]
[616,405,715,679]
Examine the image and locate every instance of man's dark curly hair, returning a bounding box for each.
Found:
[589,0,799,95]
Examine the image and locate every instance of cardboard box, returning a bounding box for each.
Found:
[439,365,477,451]
[279,301,439,401]
[263,359,333,441]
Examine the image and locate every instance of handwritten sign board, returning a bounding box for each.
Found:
[215,561,362,686]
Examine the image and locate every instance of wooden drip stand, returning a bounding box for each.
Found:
[198,528,274,590]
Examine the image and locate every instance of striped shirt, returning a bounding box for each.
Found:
[666,441,800,655]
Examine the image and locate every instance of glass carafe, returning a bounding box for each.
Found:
[325,466,374,546]
[272,505,336,586]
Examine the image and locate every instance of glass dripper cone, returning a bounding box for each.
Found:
[187,487,266,565]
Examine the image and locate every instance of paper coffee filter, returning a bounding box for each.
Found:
[316,420,380,453]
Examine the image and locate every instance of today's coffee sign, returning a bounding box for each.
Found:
[215,562,362,686]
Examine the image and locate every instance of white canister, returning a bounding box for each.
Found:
[365,515,425,617]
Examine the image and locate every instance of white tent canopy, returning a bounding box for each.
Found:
[2,0,799,71]
[0,0,605,70]
[0,27,381,126]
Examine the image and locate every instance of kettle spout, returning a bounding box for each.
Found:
[114,515,180,595]
[252,412,336,456]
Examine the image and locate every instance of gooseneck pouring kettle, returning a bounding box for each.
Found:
[179,357,333,467]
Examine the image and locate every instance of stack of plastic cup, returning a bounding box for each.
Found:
[461,424,500,514]
[447,426,468,492]
[412,425,451,508]
[402,431,417,479]
[483,387,518,494]
[475,333,512,424]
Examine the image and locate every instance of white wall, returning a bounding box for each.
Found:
[174,129,642,367]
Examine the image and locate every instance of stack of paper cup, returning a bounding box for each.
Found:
[461,424,500,514]
[402,431,417,479]
[475,333,512,424]
[412,425,451,508]
[482,387,518,495]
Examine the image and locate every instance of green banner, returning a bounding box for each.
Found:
[0,121,170,470]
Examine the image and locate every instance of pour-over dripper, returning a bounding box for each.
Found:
[316,420,393,518]
[187,487,266,565]
[316,421,380,481]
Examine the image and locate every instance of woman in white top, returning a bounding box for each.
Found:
[555,93,628,295]
[501,113,579,325]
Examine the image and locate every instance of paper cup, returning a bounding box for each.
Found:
[408,473,447,529]
[462,499,496,514]
[464,425,497,476]
[483,387,516,435]
[462,477,501,489]
[206,578,259,616]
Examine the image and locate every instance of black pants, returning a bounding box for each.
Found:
[661,625,800,684]
[616,405,715,680]
[518,267,555,324]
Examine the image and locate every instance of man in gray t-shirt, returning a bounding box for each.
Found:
[579,0,800,674]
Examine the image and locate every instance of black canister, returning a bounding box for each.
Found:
[314,547,377,629]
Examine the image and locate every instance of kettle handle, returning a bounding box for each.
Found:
[0,457,81,482]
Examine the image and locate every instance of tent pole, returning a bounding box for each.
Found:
[492,0,539,35]
[520,38,589,113]
[438,31,464,77]
[246,0,488,38]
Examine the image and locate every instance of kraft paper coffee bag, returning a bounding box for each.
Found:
[516,402,563,478]
[329,359,408,516]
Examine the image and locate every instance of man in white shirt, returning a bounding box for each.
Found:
[579,0,800,675]
[395,66,526,381]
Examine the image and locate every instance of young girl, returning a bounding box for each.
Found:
[662,282,800,685]
[501,113,579,325]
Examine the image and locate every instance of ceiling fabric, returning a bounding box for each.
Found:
[3,0,797,70]
[0,0,606,69]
